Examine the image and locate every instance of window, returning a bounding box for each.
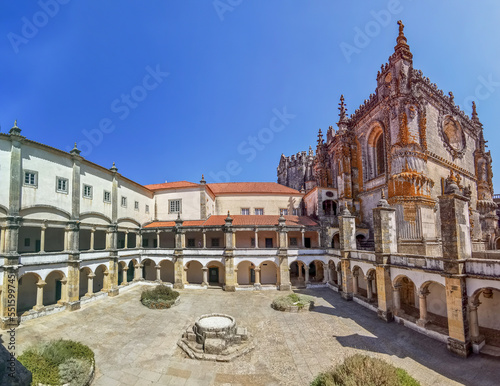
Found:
[187,238,195,248]
[293,208,299,216]
[56,177,68,193]
[255,208,264,215]
[241,208,250,215]
[24,171,37,187]
[134,201,139,210]
[280,208,288,216]
[290,237,298,246]
[250,238,255,247]
[145,204,150,213]
[211,238,220,247]
[83,184,93,199]
[103,191,111,203]
[169,199,181,213]
[24,238,30,247]
[375,133,385,176]
[121,196,127,207]
[142,239,149,247]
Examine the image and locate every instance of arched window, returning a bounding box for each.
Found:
[375,133,385,175]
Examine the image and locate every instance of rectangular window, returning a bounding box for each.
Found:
[211,238,220,247]
[241,208,250,215]
[24,171,37,187]
[290,237,298,246]
[103,191,111,203]
[145,204,150,213]
[134,201,139,210]
[187,238,195,248]
[255,208,264,215]
[121,196,127,207]
[83,184,93,199]
[293,208,299,216]
[169,199,181,213]
[56,177,68,193]
[280,208,289,216]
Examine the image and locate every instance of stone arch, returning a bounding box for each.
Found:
[308,260,324,282]
[328,260,338,284]
[352,265,369,297]
[142,258,156,281]
[259,260,278,285]
[159,259,174,283]
[79,267,93,297]
[19,205,71,221]
[128,259,138,282]
[18,272,42,313]
[186,260,203,284]
[495,237,500,250]
[44,270,66,307]
[470,287,500,348]
[206,260,225,285]
[366,122,385,179]
[331,232,340,249]
[322,200,337,216]
[237,260,256,285]
[394,275,417,313]
[421,281,448,318]
[94,264,108,293]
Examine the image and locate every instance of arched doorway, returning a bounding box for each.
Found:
[186,261,203,284]
[17,273,39,313]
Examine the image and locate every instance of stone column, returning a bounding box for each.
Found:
[86,273,95,296]
[352,272,359,295]
[301,229,305,248]
[59,278,68,304]
[124,231,128,249]
[122,267,128,285]
[254,267,261,289]
[66,261,81,310]
[202,267,209,287]
[173,255,185,289]
[278,253,291,291]
[367,278,373,301]
[40,225,46,253]
[90,228,95,251]
[108,252,119,296]
[392,284,401,315]
[155,265,161,282]
[469,299,484,344]
[254,229,259,248]
[156,231,160,248]
[103,271,110,292]
[134,263,143,280]
[417,288,430,327]
[297,261,303,280]
[223,214,236,292]
[339,207,355,300]
[439,186,472,357]
[304,265,310,284]
[135,233,139,249]
[323,263,330,283]
[373,195,397,322]
[0,227,5,253]
[203,230,207,249]
[34,280,46,311]
[1,267,20,329]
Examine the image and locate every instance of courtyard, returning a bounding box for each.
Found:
[2,285,500,386]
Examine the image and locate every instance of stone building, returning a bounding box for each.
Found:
[0,21,499,359]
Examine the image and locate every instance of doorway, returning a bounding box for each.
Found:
[209,267,219,283]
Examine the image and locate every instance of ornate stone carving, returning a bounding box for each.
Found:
[441,115,466,159]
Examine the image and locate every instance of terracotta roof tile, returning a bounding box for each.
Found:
[143,216,317,228]
[207,182,301,195]
[145,181,200,191]
[144,221,175,228]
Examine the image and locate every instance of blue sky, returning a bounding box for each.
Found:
[2,1,500,190]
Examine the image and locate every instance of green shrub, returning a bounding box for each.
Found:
[59,358,90,386]
[141,285,180,309]
[271,293,314,311]
[311,354,420,386]
[18,339,94,385]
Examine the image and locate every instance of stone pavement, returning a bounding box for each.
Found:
[2,285,500,386]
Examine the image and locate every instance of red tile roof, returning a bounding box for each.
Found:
[144,215,317,228]
[207,182,301,195]
[145,181,200,191]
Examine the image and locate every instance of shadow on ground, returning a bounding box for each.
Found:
[0,333,32,385]
[295,287,500,386]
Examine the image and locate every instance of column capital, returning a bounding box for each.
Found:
[87,273,96,278]
[36,280,47,288]
[419,288,430,297]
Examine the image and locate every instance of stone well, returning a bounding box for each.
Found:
[178,313,254,361]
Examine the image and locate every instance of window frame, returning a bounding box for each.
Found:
[169,199,182,214]
[121,196,127,208]
[23,170,38,188]
[83,184,93,199]
[241,208,250,215]
[145,204,150,213]
[134,201,139,211]
[103,190,111,203]
[255,208,264,215]
[56,176,69,194]
[280,208,289,216]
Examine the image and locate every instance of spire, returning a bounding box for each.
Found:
[70,142,81,156]
[393,20,412,61]
[9,120,21,135]
[338,95,348,124]
[317,129,324,145]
